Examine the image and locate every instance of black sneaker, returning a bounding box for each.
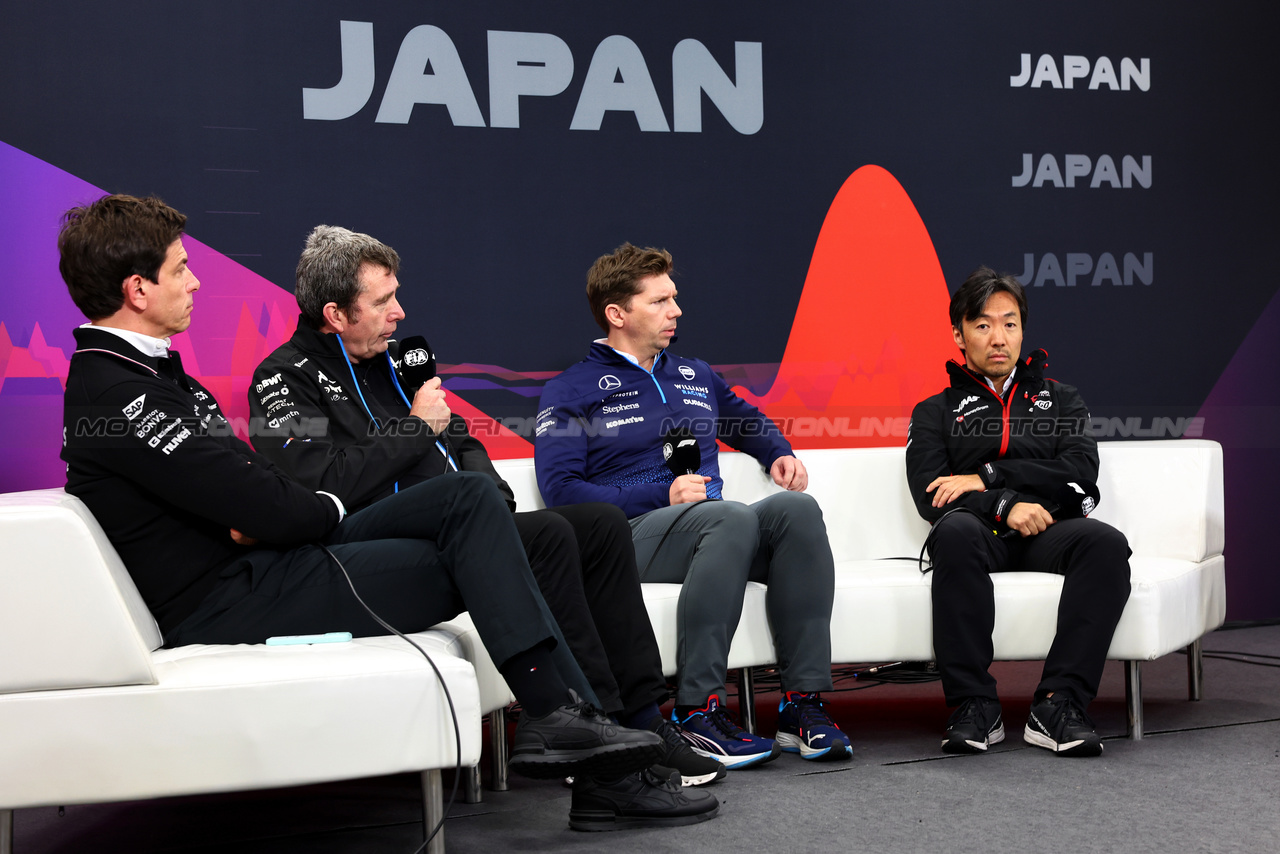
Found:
[648,718,728,786]
[1024,694,1103,757]
[509,690,665,779]
[568,765,720,831]
[942,696,1005,754]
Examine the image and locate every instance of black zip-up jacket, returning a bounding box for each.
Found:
[904,349,1099,528]
[62,327,343,634]
[248,321,515,514]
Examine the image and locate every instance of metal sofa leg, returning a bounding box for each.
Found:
[421,769,445,854]
[1125,660,1143,740]
[1188,638,1204,701]
[463,763,483,804]
[489,708,510,792]
[1,808,13,854]
[737,667,757,734]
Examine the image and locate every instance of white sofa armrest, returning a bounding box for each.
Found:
[1094,440,1225,562]
[0,489,159,694]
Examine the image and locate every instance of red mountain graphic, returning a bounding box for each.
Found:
[731,165,954,448]
[1,145,954,487]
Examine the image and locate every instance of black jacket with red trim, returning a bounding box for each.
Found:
[247,322,515,515]
[61,327,343,635]
[904,349,1099,528]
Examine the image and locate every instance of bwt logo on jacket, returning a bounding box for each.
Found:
[303,21,763,134]
[255,373,283,394]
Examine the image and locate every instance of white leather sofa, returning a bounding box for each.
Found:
[490,439,1227,742]
[0,438,1227,845]
[0,490,483,854]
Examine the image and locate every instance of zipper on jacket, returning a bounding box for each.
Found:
[997,382,1018,458]
[959,363,1017,459]
[611,347,668,404]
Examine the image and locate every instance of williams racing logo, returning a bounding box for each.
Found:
[678,365,696,380]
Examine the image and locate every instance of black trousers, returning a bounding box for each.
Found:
[928,512,1132,708]
[165,472,594,702]
[516,504,667,717]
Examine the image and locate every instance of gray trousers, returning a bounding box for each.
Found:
[630,492,836,706]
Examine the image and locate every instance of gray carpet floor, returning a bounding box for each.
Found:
[13,625,1280,853]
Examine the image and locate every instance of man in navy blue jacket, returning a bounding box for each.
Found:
[536,243,849,768]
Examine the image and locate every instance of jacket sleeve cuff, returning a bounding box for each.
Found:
[979,462,1002,488]
[316,490,346,523]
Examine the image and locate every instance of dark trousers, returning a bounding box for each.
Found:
[630,492,836,706]
[165,472,591,701]
[928,512,1132,708]
[516,504,667,717]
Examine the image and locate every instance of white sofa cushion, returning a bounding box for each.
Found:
[493,440,1226,674]
[0,629,481,809]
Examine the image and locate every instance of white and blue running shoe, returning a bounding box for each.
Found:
[673,697,781,769]
[775,692,851,761]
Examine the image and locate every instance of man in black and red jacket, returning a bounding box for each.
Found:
[905,266,1131,757]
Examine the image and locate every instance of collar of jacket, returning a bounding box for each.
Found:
[289,318,351,362]
[946,347,1049,392]
[73,325,161,367]
[587,339,669,372]
[72,326,197,392]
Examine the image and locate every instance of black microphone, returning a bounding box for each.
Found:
[1046,480,1100,519]
[392,335,437,397]
[662,426,701,477]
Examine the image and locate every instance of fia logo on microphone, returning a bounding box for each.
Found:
[599,375,621,391]
[404,347,430,367]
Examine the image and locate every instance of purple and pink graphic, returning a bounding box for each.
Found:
[1,141,301,490]
[0,144,959,490]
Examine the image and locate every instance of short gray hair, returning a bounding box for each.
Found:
[295,225,401,329]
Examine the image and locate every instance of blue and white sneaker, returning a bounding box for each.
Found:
[775,692,851,761]
[673,697,781,769]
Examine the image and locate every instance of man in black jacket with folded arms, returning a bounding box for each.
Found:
[905,266,1131,757]
[55,195,717,833]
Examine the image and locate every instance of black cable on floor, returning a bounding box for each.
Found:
[1176,647,1280,667]
[320,545,461,854]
